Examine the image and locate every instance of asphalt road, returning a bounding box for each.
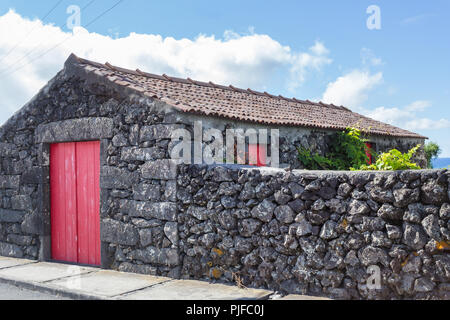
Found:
[0,282,69,300]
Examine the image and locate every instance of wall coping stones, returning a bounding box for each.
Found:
[35,117,114,143]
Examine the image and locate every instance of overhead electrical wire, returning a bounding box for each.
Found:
[0,0,97,77]
[0,0,123,80]
[0,0,65,64]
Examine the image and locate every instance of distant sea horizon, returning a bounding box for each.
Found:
[432,158,450,169]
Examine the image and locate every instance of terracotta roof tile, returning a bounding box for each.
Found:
[67,54,426,139]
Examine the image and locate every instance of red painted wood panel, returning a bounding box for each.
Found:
[50,141,100,266]
[248,144,267,167]
[51,143,78,263]
[76,141,101,266]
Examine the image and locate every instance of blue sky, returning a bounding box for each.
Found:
[0,0,449,155]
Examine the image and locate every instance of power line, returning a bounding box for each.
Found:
[0,0,65,64]
[0,0,124,80]
[0,0,98,78]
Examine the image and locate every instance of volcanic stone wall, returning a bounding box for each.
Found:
[176,164,450,299]
[0,61,444,299]
[0,66,185,277]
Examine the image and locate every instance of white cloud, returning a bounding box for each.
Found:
[401,14,436,25]
[404,100,431,112]
[361,48,383,66]
[321,70,383,108]
[288,41,332,90]
[0,10,332,124]
[364,100,450,131]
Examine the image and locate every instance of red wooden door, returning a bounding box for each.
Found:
[248,144,267,166]
[50,141,101,266]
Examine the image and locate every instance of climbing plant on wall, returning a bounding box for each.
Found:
[297,127,423,171]
[297,127,371,170]
[357,145,421,170]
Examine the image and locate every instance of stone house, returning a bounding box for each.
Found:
[0,54,442,299]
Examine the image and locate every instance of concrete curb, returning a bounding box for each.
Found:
[0,275,107,300]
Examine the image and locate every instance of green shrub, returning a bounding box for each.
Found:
[328,127,372,170]
[297,146,336,170]
[297,127,422,171]
[356,145,421,171]
[297,127,371,170]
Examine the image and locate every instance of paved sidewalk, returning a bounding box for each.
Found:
[0,256,267,300]
[0,256,329,300]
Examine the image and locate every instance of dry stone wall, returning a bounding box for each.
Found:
[176,164,450,299]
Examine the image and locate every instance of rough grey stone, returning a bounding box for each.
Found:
[121,147,164,161]
[325,198,346,214]
[440,203,450,219]
[0,175,20,189]
[133,183,161,201]
[101,166,139,189]
[139,229,153,247]
[421,180,447,204]
[101,219,139,246]
[337,183,352,197]
[421,214,441,240]
[251,199,276,223]
[164,180,177,202]
[0,242,23,258]
[239,182,255,201]
[217,210,237,230]
[371,231,392,248]
[120,200,177,221]
[112,133,128,147]
[164,222,178,245]
[358,245,389,266]
[393,188,420,207]
[369,187,394,203]
[238,218,262,237]
[118,262,157,275]
[130,247,179,266]
[344,250,360,266]
[6,234,33,246]
[402,223,428,250]
[274,205,295,224]
[320,221,338,240]
[293,214,312,237]
[141,160,177,180]
[186,205,208,221]
[287,199,305,213]
[348,199,370,216]
[402,255,422,273]
[0,209,26,223]
[361,216,386,232]
[288,182,305,199]
[377,204,403,220]
[198,233,216,249]
[35,117,114,143]
[274,190,292,205]
[414,277,435,293]
[147,202,177,221]
[386,224,402,240]
[140,124,182,142]
[221,196,237,209]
